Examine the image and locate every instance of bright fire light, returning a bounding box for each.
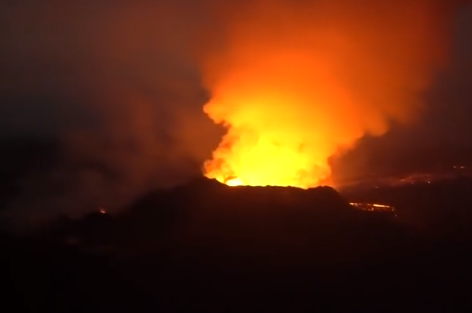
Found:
[226,177,244,187]
[201,0,454,188]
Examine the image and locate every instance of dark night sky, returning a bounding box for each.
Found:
[0,0,471,229]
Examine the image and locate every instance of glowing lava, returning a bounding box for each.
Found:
[203,110,334,189]
[201,0,456,188]
[225,177,244,187]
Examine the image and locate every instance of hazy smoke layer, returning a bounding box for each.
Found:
[0,0,221,231]
[202,0,461,187]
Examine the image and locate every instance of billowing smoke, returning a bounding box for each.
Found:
[201,0,461,188]
[0,0,466,231]
[0,0,221,231]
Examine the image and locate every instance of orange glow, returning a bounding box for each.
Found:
[350,202,396,213]
[226,177,244,187]
[202,0,455,188]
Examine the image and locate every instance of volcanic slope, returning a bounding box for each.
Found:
[107,177,406,263]
[6,178,470,312]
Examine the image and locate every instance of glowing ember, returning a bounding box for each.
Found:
[99,208,107,214]
[350,202,396,215]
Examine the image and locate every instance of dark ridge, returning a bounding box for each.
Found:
[341,175,472,240]
[3,176,472,312]
[177,176,225,190]
[44,177,403,260]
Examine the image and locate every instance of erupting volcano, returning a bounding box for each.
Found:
[201,0,455,188]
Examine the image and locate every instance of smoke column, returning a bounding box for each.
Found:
[0,0,466,231]
[0,0,221,231]
[201,0,460,188]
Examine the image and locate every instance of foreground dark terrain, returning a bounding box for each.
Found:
[2,172,472,312]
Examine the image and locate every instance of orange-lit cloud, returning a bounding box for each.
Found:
[201,0,459,188]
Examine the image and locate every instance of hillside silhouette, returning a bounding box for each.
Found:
[2,177,472,312]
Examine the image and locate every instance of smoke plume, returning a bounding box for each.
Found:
[0,0,466,231]
[0,0,220,231]
[201,0,460,188]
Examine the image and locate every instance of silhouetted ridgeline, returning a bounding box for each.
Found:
[2,177,472,312]
[341,175,472,240]
[46,177,403,258]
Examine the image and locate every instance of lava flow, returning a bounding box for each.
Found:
[202,0,457,188]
